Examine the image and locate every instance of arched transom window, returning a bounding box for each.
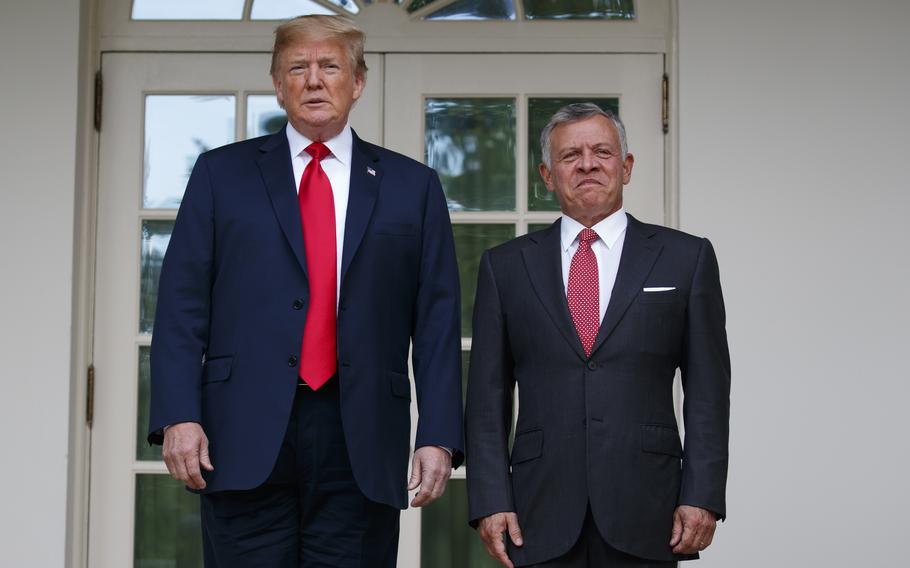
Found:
[131,0,637,22]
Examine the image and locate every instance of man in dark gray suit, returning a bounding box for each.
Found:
[465,103,730,567]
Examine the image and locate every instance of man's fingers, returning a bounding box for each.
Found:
[409,447,452,507]
[672,516,699,554]
[669,509,683,546]
[162,423,212,488]
[478,514,516,568]
[505,513,524,547]
[184,453,206,490]
[199,437,214,471]
[674,508,716,553]
[696,518,716,550]
[407,454,421,491]
[486,535,513,568]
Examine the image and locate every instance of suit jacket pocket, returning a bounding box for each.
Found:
[374,222,417,237]
[641,424,683,458]
[510,429,543,465]
[202,357,233,384]
[388,371,412,401]
[638,289,679,304]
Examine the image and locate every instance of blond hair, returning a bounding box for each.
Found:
[270,15,368,78]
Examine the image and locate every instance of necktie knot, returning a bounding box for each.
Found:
[305,142,331,162]
[578,228,598,246]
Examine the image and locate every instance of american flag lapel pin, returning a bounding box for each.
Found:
[367,167,376,176]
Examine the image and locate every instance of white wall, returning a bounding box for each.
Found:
[679,0,910,565]
[0,0,82,565]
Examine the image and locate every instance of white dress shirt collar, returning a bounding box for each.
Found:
[285,122,353,167]
[560,208,628,252]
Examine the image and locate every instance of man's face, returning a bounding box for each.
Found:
[272,37,364,141]
[539,115,634,226]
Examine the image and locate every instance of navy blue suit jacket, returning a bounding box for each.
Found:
[149,128,464,509]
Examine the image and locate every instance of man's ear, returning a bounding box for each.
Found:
[272,74,285,110]
[539,163,554,192]
[352,73,365,102]
[622,153,634,185]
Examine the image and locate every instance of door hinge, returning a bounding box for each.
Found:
[86,364,95,428]
[661,73,669,135]
[93,70,103,132]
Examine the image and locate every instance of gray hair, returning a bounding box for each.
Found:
[540,103,628,169]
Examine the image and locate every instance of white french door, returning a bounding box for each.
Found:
[90,51,663,568]
[89,52,382,568]
[384,52,665,568]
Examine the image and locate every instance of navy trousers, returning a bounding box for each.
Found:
[200,378,400,567]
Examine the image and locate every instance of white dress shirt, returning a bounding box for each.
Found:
[560,209,628,323]
[286,122,352,308]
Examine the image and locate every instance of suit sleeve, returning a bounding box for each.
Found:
[147,154,215,445]
[679,238,731,519]
[465,250,516,526]
[410,170,465,466]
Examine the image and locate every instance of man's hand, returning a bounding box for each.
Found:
[408,446,452,507]
[162,422,213,490]
[478,512,523,568]
[669,505,716,554]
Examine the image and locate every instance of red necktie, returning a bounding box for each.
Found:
[567,228,600,357]
[298,142,337,389]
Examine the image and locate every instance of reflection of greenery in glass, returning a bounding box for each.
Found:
[144,95,235,209]
[135,474,203,568]
[408,0,439,12]
[524,0,635,20]
[426,98,516,212]
[140,221,174,334]
[246,94,286,139]
[528,222,556,234]
[421,479,500,568]
[454,224,515,336]
[137,346,162,461]
[426,0,516,20]
[528,97,619,211]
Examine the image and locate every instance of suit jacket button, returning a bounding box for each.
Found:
[292,299,304,310]
[587,361,597,370]
[287,356,298,367]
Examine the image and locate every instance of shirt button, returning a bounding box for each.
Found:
[287,356,298,367]
[292,299,304,310]
[587,361,597,371]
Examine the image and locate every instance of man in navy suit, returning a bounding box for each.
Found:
[148,15,463,567]
[466,103,730,567]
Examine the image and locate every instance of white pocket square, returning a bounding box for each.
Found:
[643,287,676,292]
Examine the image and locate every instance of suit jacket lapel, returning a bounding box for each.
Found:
[589,214,662,356]
[257,130,308,277]
[522,220,587,361]
[340,131,380,286]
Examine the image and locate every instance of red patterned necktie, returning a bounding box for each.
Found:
[298,142,337,389]
[567,228,600,357]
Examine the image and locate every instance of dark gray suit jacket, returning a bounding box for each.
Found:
[465,215,730,565]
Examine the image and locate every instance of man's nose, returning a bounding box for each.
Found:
[305,64,322,89]
[577,150,598,172]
